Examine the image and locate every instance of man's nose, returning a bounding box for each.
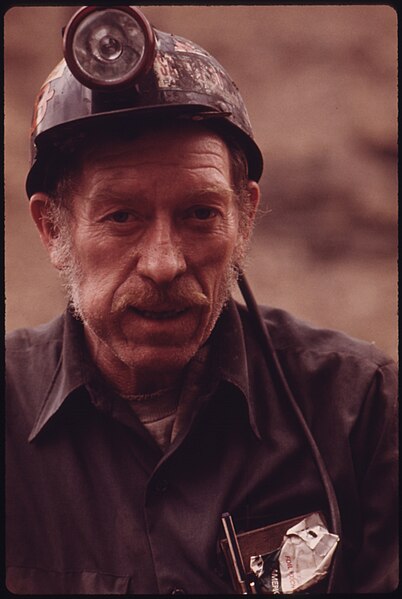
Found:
[136,221,186,285]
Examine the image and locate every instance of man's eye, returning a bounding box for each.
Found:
[108,211,131,223]
[191,207,218,220]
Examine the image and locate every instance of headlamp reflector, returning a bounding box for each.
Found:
[63,6,155,90]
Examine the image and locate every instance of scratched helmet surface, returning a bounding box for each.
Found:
[26,6,263,197]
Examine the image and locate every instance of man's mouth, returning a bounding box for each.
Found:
[128,307,190,320]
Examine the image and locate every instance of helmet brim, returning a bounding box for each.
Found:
[26,103,263,197]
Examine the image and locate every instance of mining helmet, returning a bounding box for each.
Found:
[26,5,264,198]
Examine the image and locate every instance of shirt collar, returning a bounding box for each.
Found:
[28,310,93,442]
[29,299,267,442]
[208,299,265,440]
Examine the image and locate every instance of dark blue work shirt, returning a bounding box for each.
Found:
[5,300,398,594]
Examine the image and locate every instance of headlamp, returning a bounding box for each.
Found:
[63,6,156,90]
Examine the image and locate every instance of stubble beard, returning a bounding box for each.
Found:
[55,227,248,337]
[52,226,85,320]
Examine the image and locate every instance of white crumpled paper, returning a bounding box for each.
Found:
[250,512,339,594]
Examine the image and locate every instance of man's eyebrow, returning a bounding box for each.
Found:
[183,186,235,201]
[86,189,137,203]
[88,186,235,203]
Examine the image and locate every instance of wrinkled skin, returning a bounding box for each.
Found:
[31,124,260,394]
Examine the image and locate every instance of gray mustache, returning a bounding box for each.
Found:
[111,281,209,313]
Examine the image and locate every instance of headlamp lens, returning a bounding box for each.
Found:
[63,7,155,90]
[91,32,124,62]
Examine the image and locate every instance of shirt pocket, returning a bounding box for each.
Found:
[6,566,131,594]
[219,511,331,594]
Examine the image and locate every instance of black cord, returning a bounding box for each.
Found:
[237,272,342,592]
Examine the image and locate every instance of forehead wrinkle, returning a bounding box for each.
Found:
[80,137,232,195]
[83,162,230,190]
[84,136,228,167]
[87,152,227,170]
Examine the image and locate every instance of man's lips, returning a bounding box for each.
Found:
[128,306,191,320]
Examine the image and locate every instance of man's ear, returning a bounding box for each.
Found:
[29,193,64,269]
[247,180,260,221]
[241,180,261,240]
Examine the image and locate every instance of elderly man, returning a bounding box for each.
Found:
[6,6,397,595]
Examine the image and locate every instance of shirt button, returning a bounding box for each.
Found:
[213,565,226,579]
[153,478,169,494]
[170,589,186,595]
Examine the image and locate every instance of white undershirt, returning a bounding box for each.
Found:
[122,386,180,451]
[120,344,210,452]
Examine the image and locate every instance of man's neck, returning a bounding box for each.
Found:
[82,323,186,396]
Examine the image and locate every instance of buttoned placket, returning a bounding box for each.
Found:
[142,390,213,595]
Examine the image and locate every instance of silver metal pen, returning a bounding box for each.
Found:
[221,512,255,594]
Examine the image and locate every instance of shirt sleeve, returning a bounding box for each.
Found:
[350,360,398,592]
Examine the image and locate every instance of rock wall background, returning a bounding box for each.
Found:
[4,5,398,360]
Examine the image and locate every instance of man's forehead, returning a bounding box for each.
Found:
[78,125,232,185]
[83,120,229,159]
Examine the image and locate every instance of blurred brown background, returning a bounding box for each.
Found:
[4,5,398,361]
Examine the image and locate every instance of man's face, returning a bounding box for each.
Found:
[50,125,256,392]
